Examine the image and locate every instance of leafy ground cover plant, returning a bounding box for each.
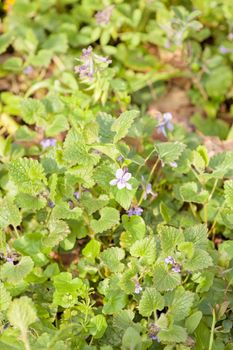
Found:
[1,1,233,350]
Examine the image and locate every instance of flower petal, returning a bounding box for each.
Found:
[110,179,118,186]
[115,168,124,179]
[117,181,125,190]
[125,183,132,190]
[122,172,131,181]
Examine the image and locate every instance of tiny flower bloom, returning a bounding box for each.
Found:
[117,155,123,162]
[172,264,181,273]
[157,112,174,137]
[48,199,55,208]
[6,257,14,263]
[110,168,132,190]
[164,256,175,265]
[23,66,33,75]
[219,45,233,54]
[169,161,178,168]
[68,200,74,209]
[127,206,143,217]
[148,323,160,341]
[73,191,80,200]
[95,5,114,25]
[134,281,143,294]
[40,138,56,149]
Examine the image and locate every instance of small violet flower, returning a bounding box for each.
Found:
[95,5,114,25]
[73,191,80,200]
[164,256,175,265]
[127,206,143,217]
[169,161,178,168]
[110,168,132,190]
[172,264,181,273]
[48,199,55,208]
[23,66,33,75]
[219,45,233,54]
[74,46,111,81]
[165,256,181,273]
[40,138,56,149]
[134,281,143,294]
[157,112,174,137]
[148,323,160,341]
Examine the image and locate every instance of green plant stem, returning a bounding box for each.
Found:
[204,179,219,224]
[208,199,226,238]
[138,158,160,206]
[22,331,31,350]
[208,309,216,350]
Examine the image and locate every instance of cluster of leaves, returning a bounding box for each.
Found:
[1,1,233,350]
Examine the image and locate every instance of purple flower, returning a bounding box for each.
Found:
[169,161,178,168]
[127,207,143,217]
[148,323,160,341]
[157,112,174,137]
[110,168,132,190]
[6,257,14,263]
[23,66,33,75]
[172,264,181,273]
[134,281,143,294]
[73,191,80,200]
[40,138,56,149]
[164,256,175,265]
[68,200,74,209]
[48,199,55,208]
[219,46,233,54]
[74,46,111,81]
[117,155,123,162]
[95,5,114,25]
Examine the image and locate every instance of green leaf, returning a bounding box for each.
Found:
[179,182,209,203]
[8,297,37,333]
[159,325,187,343]
[153,264,181,292]
[81,193,109,214]
[0,283,11,311]
[82,239,101,261]
[167,287,195,321]
[63,128,99,166]
[101,247,125,272]
[103,288,127,315]
[202,65,233,98]
[121,215,146,248]
[89,315,107,339]
[139,288,164,317]
[44,219,70,248]
[224,180,233,207]
[90,207,120,234]
[0,197,22,229]
[184,224,208,248]
[0,33,13,54]
[96,112,115,143]
[122,327,142,350]
[20,98,46,125]
[9,158,47,195]
[155,142,186,163]
[158,225,184,255]
[130,237,156,265]
[185,311,202,333]
[183,249,213,272]
[111,178,138,210]
[53,272,84,308]
[15,193,46,212]
[1,256,34,284]
[111,110,139,143]
[42,33,68,53]
[52,202,82,221]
